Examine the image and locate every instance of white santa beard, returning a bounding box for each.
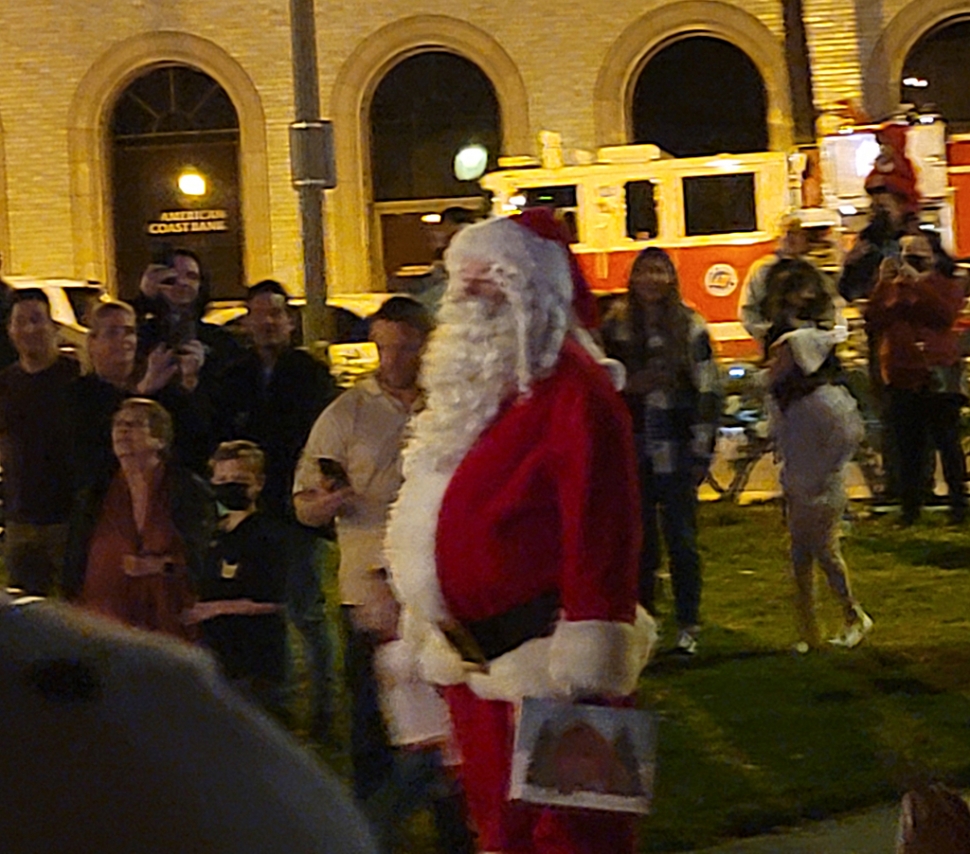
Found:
[385,297,520,632]
[411,297,519,474]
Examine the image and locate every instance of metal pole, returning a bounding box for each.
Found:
[782,0,817,145]
[289,0,331,344]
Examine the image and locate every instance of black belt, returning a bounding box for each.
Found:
[443,591,561,665]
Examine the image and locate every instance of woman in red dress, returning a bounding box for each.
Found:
[65,398,214,639]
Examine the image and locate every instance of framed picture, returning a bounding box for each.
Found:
[510,697,657,815]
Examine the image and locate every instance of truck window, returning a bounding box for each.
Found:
[683,173,757,236]
[522,185,579,242]
[625,180,658,239]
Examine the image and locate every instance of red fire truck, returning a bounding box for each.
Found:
[480,114,966,358]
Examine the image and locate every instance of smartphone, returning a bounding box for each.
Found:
[167,316,197,349]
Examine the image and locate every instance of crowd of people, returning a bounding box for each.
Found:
[707,125,970,664]
[0,196,659,852]
[1,124,968,852]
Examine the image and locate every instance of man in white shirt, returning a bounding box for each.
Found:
[738,215,812,347]
[293,296,432,801]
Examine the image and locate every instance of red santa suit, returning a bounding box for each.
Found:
[389,257,655,854]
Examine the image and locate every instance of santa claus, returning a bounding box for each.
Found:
[386,211,656,854]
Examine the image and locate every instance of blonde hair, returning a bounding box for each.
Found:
[88,300,135,335]
[209,440,266,478]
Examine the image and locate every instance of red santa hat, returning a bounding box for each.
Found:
[512,207,599,328]
[443,211,625,390]
[864,122,920,213]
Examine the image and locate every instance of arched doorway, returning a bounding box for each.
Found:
[632,36,768,157]
[901,17,970,130]
[369,50,501,286]
[110,64,244,299]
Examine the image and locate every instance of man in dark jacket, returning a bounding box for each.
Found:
[134,248,241,386]
[213,279,339,738]
[214,280,337,515]
[0,289,79,595]
[0,252,18,368]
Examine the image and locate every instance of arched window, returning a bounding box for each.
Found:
[371,51,500,200]
[902,18,970,131]
[369,51,501,283]
[632,36,767,157]
[110,65,244,298]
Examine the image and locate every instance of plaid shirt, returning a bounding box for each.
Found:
[639,308,720,476]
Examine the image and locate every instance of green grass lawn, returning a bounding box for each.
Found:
[298,501,970,851]
[17,504,969,852]
[334,501,970,852]
[634,501,970,851]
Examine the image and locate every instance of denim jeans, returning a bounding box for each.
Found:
[363,747,475,854]
[341,605,394,800]
[638,452,701,629]
[285,529,336,734]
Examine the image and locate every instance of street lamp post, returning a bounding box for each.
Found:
[782,0,816,145]
[289,0,333,344]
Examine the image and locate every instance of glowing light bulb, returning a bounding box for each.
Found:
[178,170,206,196]
[454,144,489,181]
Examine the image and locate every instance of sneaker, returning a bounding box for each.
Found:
[673,628,698,656]
[829,607,873,649]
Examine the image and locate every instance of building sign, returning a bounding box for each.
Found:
[703,263,739,297]
[146,209,229,235]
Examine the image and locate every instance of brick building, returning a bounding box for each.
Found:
[0,0,963,300]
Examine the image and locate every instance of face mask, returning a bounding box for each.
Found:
[212,481,251,512]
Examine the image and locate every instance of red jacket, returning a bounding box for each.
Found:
[388,338,656,703]
[436,339,640,629]
[865,271,965,390]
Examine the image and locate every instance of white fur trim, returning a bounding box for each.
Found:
[549,606,658,697]
[385,468,452,626]
[418,625,470,686]
[467,636,560,701]
[461,606,657,703]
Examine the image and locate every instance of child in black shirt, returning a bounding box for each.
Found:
[186,440,290,716]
